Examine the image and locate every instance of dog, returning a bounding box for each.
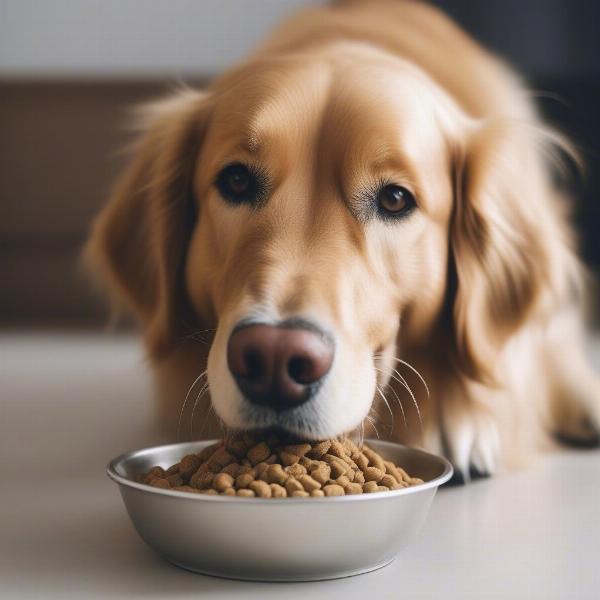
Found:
[86,0,600,481]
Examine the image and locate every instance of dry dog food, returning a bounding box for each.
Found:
[140,434,424,497]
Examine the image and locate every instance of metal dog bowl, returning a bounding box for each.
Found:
[108,439,452,581]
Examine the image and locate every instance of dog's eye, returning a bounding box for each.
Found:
[215,163,265,205]
[377,184,416,218]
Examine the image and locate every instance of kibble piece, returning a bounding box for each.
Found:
[310,464,331,485]
[285,463,307,478]
[149,477,170,489]
[144,466,165,483]
[323,455,348,478]
[299,456,315,469]
[222,487,237,496]
[197,442,222,463]
[201,488,219,495]
[234,473,254,489]
[356,453,370,471]
[166,473,183,487]
[285,477,304,495]
[265,453,278,465]
[307,440,331,459]
[283,443,312,457]
[279,451,300,467]
[377,485,389,492]
[254,462,269,477]
[165,464,180,476]
[345,482,364,495]
[249,480,272,498]
[380,474,399,488]
[270,484,287,498]
[190,470,214,489]
[226,439,247,458]
[336,475,351,488]
[364,467,384,483]
[363,446,385,471]
[351,472,363,485]
[207,448,236,472]
[329,440,348,459]
[291,490,310,497]
[178,454,201,478]
[221,462,241,478]
[247,442,271,465]
[323,484,345,497]
[299,474,321,492]
[265,464,287,485]
[213,473,234,492]
[237,489,255,497]
[363,481,380,493]
[408,477,424,486]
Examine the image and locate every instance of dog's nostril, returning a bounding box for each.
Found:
[244,349,264,379]
[287,356,314,384]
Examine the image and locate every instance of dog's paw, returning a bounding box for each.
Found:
[441,407,500,484]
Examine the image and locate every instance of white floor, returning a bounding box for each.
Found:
[1,332,599,599]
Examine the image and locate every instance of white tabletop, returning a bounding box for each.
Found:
[2,332,599,599]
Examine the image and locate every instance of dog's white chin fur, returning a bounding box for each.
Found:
[206,313,377,440]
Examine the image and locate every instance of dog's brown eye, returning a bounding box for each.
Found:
[216,162,266,206]
[377,184,416,217]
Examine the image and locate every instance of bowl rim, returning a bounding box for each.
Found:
[107,438,453,504]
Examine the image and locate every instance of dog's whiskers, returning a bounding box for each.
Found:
[375,382,396,435]
[190,381,210,439]
[388,356,430,398]
[388,367,423,428]
[177,370,207,441]
[374,368,407,430]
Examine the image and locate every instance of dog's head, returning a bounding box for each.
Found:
[87,44,568,439]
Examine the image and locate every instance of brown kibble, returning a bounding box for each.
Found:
[165,464,180,476]
[356,453,369,471]
[279,451,300,466]
[363,481,379,493]
[265,464,287,485]
[329,440,348,459]
[285,477,304,495]
[226,439,247,458]
[221,462,241,478]
[234,473,254,489]
[178,454,201,478]
[249,480,272,498]
[166,473,183,487]
[247,442,271,465]
[363,446,385,471]
[283,443,312,457]
[213,473,234,492]
[323,484,345,496]
[149,477,170,489]
[285,463,307,478]
[299,474,321,492]
[270,484,287,498]
[143,436,423,498]
[310,464,331,485]
[207,448,236,472]
[380,474,399,488]
[345,482,364,495]
[364,467,384,482]
[190,470,214,489]
[291,490,310,497]
[336,475,351,488]
[197,442,222,464]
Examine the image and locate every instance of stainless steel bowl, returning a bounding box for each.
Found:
[108,439,452,581]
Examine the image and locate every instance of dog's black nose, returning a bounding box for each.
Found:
[227,322,334,411]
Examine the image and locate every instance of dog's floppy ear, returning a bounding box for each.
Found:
[85,89,211,357]
[450,120,578,383]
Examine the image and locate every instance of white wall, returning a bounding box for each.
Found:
[0,0,321,78]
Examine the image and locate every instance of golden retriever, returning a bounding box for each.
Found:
[86,0,600,481]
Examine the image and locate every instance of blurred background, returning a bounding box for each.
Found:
[1,0,600,328]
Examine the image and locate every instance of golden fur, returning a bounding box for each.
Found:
[86,0,600,479]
